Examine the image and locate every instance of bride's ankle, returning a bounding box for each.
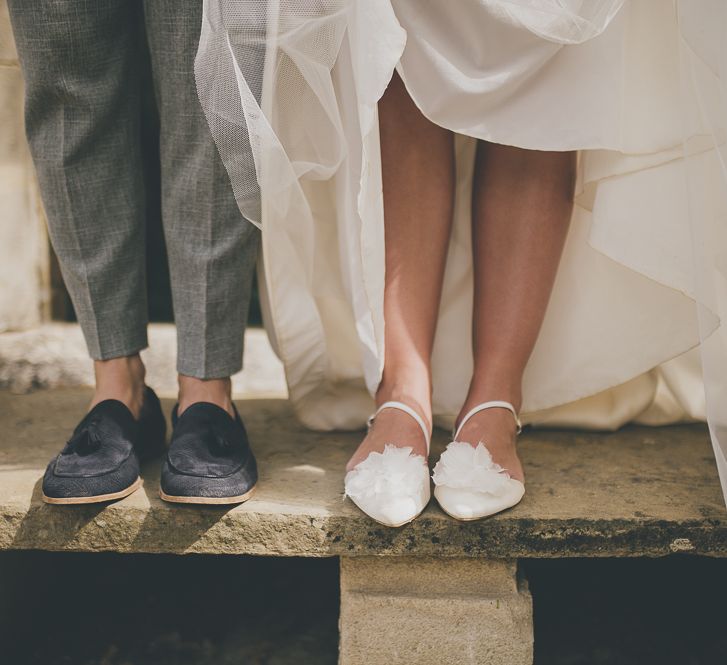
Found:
[376,372,432,419]
[461,383,522,417]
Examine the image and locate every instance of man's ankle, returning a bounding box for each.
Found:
[91,354,147,418]
[177,375,234,417]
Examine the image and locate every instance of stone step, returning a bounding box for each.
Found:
[1,388,725,558]
[0,323,288,397]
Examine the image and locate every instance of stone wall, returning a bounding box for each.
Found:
[0,1,49,331]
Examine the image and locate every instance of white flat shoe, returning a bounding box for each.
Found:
[433,401,525,521]
[344,401,431,528]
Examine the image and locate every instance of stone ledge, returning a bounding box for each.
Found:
[1,389,725,558]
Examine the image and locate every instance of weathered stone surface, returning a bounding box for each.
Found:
[0,1,17,64]
[341,556,520,596]
[0,24,49,332]
[0,323,287,397]
[1,389,726,557]
[339,557,533,665]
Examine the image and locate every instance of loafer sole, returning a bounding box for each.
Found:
[42,476,143,505]
[158,484,256,505]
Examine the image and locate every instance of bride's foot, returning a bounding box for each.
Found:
[346,406,429,472]
[344,399,431,528]
[453,406,523,482]
[433,400,525,521]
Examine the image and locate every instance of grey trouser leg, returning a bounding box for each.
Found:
[8,0,149,359]
[8,0,260,378]
[144,1,260,379]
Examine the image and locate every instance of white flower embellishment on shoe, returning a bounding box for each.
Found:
[344,402,431,528]
[345,444,429,501]
[432,441,512,494]
[432,401,525,521]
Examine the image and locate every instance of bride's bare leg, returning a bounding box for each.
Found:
[456,143,575,481]
[346,72,454,470]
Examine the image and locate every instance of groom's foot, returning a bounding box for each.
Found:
[42,387,167,504]
[90,354,147,419]
[159,399,258,505]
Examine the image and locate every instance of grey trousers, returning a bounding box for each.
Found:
[8,0,260,379]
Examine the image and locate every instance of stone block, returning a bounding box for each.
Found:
[0,165,46,331]
[339,557,533,665]
[0,39,48,331]
[0,64,25,162]
[0,1,17,63]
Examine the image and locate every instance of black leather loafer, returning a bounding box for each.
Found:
[159,402,257,505]
[42,387,167,504]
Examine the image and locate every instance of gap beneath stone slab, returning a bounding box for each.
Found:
[1,552,725,665]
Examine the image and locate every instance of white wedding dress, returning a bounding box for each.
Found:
[195,0,727,504]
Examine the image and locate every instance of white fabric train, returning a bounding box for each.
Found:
[195,0,727,504]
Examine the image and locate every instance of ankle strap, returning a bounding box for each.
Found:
[368,401,431,452]
[453,401,522,440]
